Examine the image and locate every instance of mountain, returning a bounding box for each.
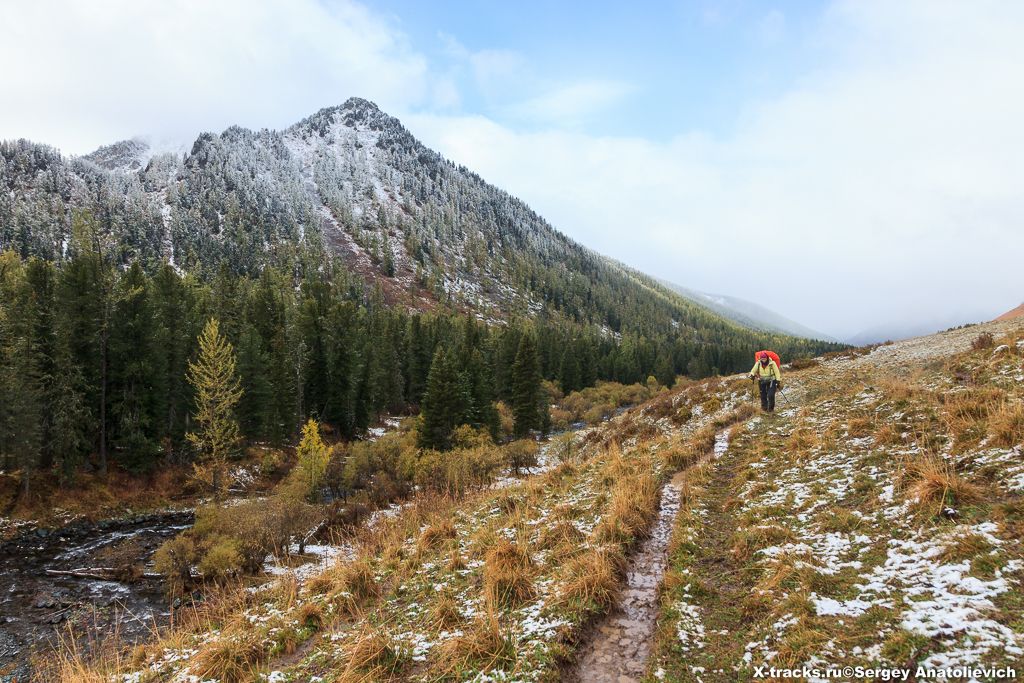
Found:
[660,280,836,341]
[996,302,1024,321]
[1,98,842,360]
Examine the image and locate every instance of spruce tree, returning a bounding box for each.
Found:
[186,318,243,497]
[418,347,467,450]
[0,256,42,494]
[558,347,580,395]
[654,351,675,389]
[511,333,542,437]
[110,262,161,471]
[150,264,199,457]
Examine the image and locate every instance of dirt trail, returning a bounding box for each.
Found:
[569,479,682,682]
[570,431,732,683]
[675,430,759,681]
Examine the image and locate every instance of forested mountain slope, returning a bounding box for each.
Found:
[0,98,842,486]
[1,98,836,352]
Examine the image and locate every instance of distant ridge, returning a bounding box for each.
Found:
[660,280,836,342]
[995,302,1024,321]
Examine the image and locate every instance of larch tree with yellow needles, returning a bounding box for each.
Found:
[186,318,243,497]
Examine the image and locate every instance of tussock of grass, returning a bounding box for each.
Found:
[593,472,659,546]
[786,428,819,453]
[537,519,586,553]
[483,539,535,608]
[873,422,903,446]
[557,544,626,612]
[339,628,409,682]
[904,456,983,514]
[297,601,325,630]
[431,588,465,629]
[431,612,515,678]
[191,630,265,683]
[846,415,875,438]
[446,548,466,571]
[990,400,1024,447]
[417,518,457,551]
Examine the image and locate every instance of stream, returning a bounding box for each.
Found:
[0,511,192,680]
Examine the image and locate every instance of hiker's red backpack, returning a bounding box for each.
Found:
[755,350,781,368]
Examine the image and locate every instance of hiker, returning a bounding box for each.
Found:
[749,351,782,412]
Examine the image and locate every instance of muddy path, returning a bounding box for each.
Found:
[568,430,731,682]
[0,510,192,680]
[569,479,682,681]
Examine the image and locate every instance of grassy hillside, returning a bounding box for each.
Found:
[47,321,1023,682]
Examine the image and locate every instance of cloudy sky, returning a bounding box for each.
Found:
[2,0,1021,340]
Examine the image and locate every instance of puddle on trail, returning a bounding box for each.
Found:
[569,428,730,682]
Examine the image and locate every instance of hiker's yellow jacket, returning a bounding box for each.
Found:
[749,359,781,382]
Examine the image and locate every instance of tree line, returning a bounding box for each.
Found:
[0,218,840,492]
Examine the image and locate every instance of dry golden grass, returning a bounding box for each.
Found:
[430,611,514,678]
[446,548,467,571]
[593,471,659,546]
[876,375,928,404]
[483,539,535,608]
[537,519,586,554]
[773,615,829,668]
[430,588,465,629]
[190,629,265,683]
[990,401,1024,447]
[305,557,379,620]
[36,625,132,683]
[904,456,983,515]
[297,601,325,630]
[786,428,820,455]
[873,422,903,447]
[417,518,457,552]
[846,415,875,438]
[338,627,408,682]
[556,544,626,612]
[752,552,803,596]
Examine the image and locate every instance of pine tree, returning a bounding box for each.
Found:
[235,323,274,441]
[404,315,430,405]
[186,318,243,497]
[511,333,542,437]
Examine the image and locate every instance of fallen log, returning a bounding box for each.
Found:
[44,567,119,580]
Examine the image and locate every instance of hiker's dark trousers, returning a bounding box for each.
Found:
[759,379,777,412]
